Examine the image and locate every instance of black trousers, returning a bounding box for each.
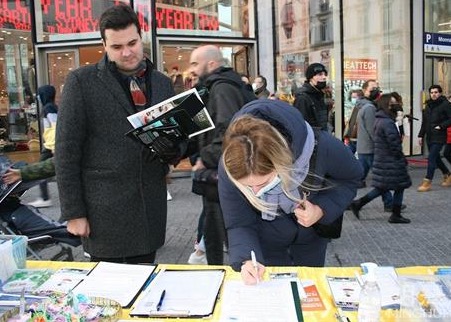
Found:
[202,197,227,265]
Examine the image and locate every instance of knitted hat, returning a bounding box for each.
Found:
[305,63,328,80]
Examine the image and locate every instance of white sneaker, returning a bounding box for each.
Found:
[27,198,53,208]
[187,251,207,265]
[167,191,172,201]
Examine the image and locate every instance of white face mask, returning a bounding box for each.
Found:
[253,175,281,198]
[252,83,259,91]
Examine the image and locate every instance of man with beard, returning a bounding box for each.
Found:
[189,45,255,265]
[293,63,329,131]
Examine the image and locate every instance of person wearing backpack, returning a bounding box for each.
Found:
[293,63,329,131]
[189,45,256,265]
[218,99,362,284]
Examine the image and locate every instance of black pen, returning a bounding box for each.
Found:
[156,290,166,311]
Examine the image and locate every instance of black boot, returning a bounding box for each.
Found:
[349,196,371,219]
[388,205,411,224]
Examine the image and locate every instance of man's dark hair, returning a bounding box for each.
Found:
[362,79,376,91]
[428,84,443,93]
[99,4,141,41]
[256,75,267,88]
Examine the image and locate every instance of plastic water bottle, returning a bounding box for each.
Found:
[357,263,381,322]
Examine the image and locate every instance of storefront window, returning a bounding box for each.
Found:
[425,0,451,33]
[274,0,335,104]
[34,0,129,43]
[155,0,253,38]
[343,0,411,153]
[0,2,35,147]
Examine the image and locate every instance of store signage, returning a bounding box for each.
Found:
[343,58,378,80]
[424,32,451,54]
[0,1,151,34]
[155,7,218,31]
[0,0,32,30]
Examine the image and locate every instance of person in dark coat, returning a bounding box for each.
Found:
[350,94,412,223]
[293,63,329,131]
[27,85,58,208]
[218,99,362,284]
[55,4,177,263]
[189,45,256,265]
[417,84,451,191]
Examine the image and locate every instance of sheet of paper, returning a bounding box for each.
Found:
[219,279,301,322]
[130,269,224,317]
[72,262,155,307]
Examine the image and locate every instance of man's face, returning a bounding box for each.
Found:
[287,63,296,74]
[364,81,378,97]
[429,88,441,101]
[103,24,143,72]
[310,72,327,86]
[189,50,210,79]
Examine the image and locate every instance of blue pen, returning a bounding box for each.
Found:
[156,290,166,311]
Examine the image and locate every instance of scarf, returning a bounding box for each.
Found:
[129,67,147,108]
[260,123,315,220]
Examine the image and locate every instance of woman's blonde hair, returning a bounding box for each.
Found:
[222,115,303,214]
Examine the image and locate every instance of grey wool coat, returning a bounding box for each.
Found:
[55,56,175,258]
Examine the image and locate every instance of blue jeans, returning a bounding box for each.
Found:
[426,143,450,180]
[358,153,393,207]
[365,188,404,207]
[358,153,373,180]
[444,144,451,165]
[347,141,357,155]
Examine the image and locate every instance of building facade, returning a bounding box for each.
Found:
[0,0,449,159]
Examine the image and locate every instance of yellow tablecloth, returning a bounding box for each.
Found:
[26,261,440,322]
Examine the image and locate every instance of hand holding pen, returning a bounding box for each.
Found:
[241,250,264,285]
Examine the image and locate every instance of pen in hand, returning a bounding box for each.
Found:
[251,250,259,284]
[156,290,166,311]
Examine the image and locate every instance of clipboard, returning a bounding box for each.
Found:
[72,262,156,308]
[130,269,225,318]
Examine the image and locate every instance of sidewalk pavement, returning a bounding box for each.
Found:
[23,158,451,268]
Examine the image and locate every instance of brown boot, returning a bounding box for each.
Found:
[417,179,432,192]
[441,174,451,187]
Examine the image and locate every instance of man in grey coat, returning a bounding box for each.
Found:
[355,80,393,213]
[55,4,175,263]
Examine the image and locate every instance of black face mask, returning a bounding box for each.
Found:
[369,88,380,101]
[315,81,327,90]
[390,104,403,113]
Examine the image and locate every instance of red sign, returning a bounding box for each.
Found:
[155,7,218,31]
[344,58,378,81]
[0,0,32,30]
[0,0,150,34]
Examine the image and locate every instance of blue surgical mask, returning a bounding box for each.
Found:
[351,98,357,105]
[253,175,281,198]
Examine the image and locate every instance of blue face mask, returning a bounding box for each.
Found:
[253,175,281,198]
[351,98,357,105]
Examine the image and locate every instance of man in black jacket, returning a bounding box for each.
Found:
[293,63,329,131]
[417,84,451,191]
[189,45,255,265]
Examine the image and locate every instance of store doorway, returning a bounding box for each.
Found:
[424,56,451,96]
[158,42,254,92]
[39,44,104,105]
